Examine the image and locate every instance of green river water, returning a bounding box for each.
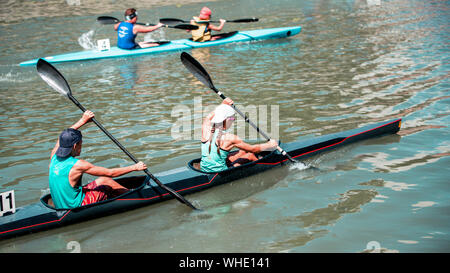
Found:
[0,0,449,252]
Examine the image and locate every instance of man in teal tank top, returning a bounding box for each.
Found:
[200,98,278,173]
[49,110,147,209]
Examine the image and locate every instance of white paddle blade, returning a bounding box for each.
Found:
[36,59,71,97]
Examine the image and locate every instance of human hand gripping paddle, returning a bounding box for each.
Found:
[97,16,199,30]
[160,17,258,26]
[180,52,299,164]
[36,59,198,210]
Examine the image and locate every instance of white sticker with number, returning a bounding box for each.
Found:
[0,190,15,216]
[97,39,111,51]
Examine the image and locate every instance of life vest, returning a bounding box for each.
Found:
[191,16,211,42]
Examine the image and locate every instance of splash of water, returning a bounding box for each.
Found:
[0,70,33,83]
[78,29,97,50]
[289,161,310,171]
[366,0,381,7]
[143,29,167,42]
[188,204,231,221]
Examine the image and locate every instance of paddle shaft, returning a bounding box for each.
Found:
[97,16,196,30]
[130,22,192,29]
[211,86,296,162]
[160,18,257,24]
[209,20,236,23]
[179,52,296,163]
[210,18,258,23]
[67,94,198,210]
[136,22,195,30]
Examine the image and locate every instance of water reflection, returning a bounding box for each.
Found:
[117,62,138,90]
[266,188,378,252]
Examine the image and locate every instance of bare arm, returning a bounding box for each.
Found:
[68,159,146,187]
[223,134,278,153]
[74,159,146,178]
[208,19,226,31]
[50,140,60,160]
[133,23,164,34]
[201,111,215,142]
[50,111,94,160]
[114,22,120,31]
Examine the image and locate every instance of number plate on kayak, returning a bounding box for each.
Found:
[0,190,15,216]
[97,39,111,51]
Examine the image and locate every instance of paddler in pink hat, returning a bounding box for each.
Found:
[189,6,226,42]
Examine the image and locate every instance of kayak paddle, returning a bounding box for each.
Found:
[97,16,198,30]
[180,52,297,164]
[160,17,258,25]
[36,59,199,210]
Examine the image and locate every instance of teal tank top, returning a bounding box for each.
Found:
[49,155,85,209]
[200,131,230,173]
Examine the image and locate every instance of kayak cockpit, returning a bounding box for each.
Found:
[187,150,275,174]
[135,40,171,49]
[40,175,150,210]
[41,194,56,209]
[188,31,238,42]
[189,158,202,171]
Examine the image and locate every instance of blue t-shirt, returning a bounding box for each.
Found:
[117,22,137,49]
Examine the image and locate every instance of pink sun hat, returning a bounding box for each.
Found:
[199,6,212,20]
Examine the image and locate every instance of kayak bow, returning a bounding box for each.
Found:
[0,118,401,239]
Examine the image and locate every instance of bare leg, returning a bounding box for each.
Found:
[227,150,258,167]
[80,177,129,205]
[95,176,129,198]
[138,41,160,48]
[95,176,127,190]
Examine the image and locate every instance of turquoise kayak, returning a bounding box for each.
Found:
[19,26,301,66]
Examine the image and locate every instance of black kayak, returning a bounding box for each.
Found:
[0,118,401,239]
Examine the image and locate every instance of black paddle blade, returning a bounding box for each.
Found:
[161,184,198,210]
[36,59,71,97]
[97,16,120,25]
[160,18,187,25]
[172,24,198,30]
[180,52,215,90]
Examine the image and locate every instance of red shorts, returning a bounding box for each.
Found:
[81,180,112,206]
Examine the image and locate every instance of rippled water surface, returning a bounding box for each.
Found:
[0,0,449,252]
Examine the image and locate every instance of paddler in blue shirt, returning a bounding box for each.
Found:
[189,6,226,42]
[200,98,278,173]
[48,110,147,209]
[114,8,164,49]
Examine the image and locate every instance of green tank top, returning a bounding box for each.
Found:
[49,155,85,209]
[200,131,230,172]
